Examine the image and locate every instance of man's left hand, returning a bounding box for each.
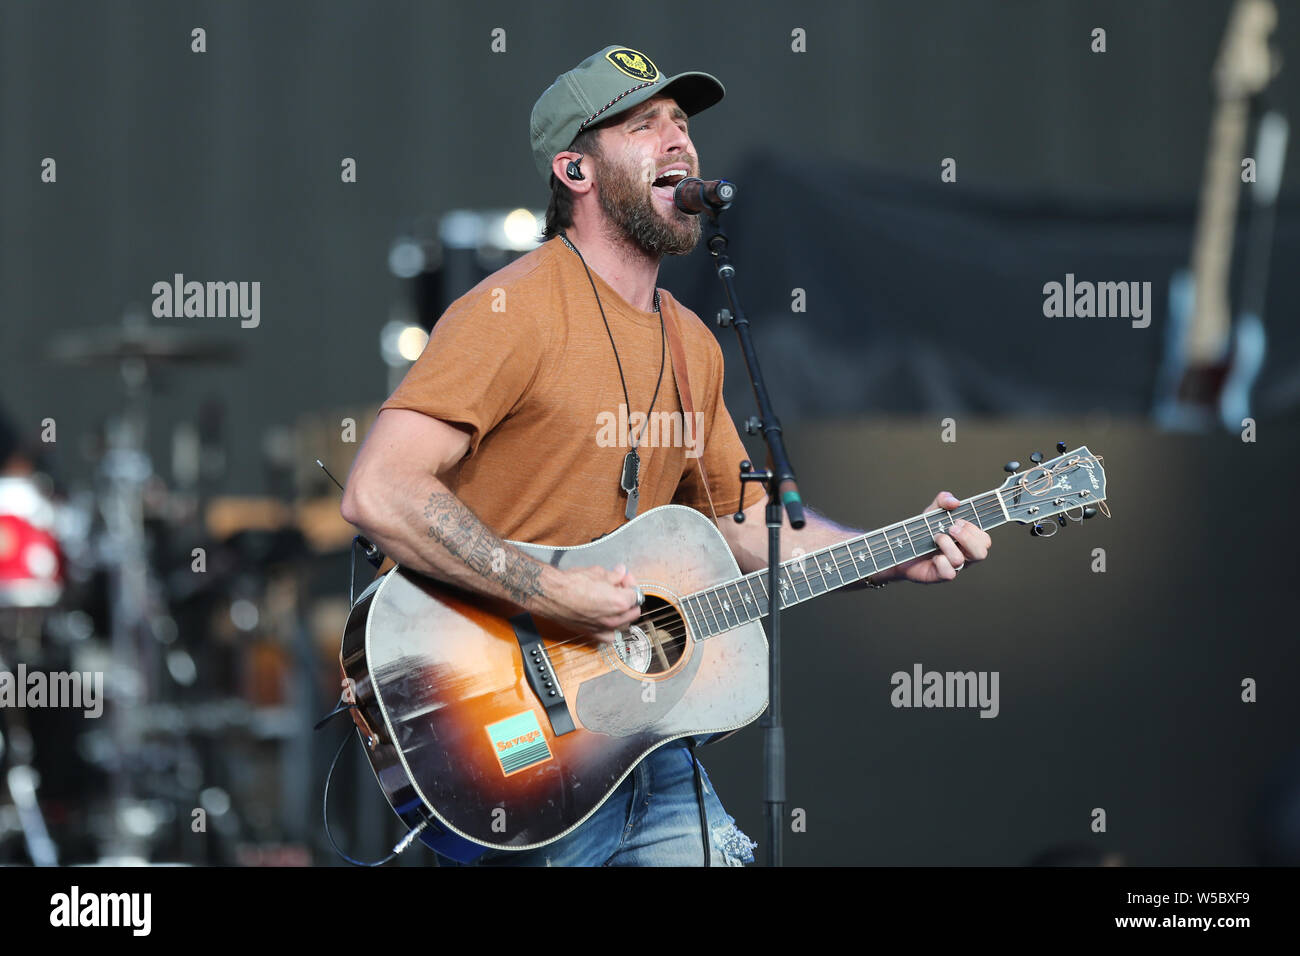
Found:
[881,491,991,584]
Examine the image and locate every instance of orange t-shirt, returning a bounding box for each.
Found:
[378,237,749,547]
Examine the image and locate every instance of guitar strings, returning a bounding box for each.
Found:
[541,489,1109,669]
[537,495,1021,668]
[540,463,1106,667]
[537,495,1015,665]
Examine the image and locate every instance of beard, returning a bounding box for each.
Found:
[595,154,702,258]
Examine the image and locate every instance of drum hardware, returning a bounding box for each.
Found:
[44,309,243,862]
[0,650,59,865]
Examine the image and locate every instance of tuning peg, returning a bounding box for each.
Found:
[1082,506,1097,519]
[1056,441,1067,454]
[1004,461,1020,473]
[1057,514,1067,527]
[1030,451,1044,464]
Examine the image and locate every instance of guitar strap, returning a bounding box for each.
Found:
[662,303,720,525]
[662,303,722,861]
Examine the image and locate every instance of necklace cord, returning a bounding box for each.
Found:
[559,231,666,454]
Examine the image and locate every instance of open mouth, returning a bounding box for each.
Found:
[650,168,690,205]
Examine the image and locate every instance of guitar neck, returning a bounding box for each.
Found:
[1186,97,1250,362]
[1184,0,1279,363]
[680,490,1010,638]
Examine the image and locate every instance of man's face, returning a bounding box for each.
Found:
[592,95,702,258]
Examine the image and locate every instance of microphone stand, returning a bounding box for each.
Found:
[696,195,806,868]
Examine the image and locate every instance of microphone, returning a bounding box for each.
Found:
[673,177,737,215]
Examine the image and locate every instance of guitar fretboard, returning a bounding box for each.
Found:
[680,491,1008,639]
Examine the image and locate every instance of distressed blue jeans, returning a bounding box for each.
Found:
[447,742,757,867]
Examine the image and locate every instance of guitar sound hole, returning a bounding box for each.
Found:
[613,596,687,675]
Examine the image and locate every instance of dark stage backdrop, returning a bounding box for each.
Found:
[4,0,1300,493]
[699,419,1299,866]
[660,154,1300,421]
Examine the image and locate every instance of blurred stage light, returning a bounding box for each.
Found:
[200,787,232,816]
[439,208,543,253]
[396,325,428,361]
[119,802,161,838]
[386,208,543,346]
[380,319,428,367]
[229,598,258,632]
[387,236,426,279]
[166,648,198,687]
[439,210,483,250]
[502,208,541,250]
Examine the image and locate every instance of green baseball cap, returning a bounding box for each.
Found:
[529,45,725,185]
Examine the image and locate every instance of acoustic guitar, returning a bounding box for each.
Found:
[340,445,1108,861]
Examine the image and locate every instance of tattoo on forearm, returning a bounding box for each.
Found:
[422,492,544,604]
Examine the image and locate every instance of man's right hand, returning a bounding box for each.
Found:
[542,563,643,643]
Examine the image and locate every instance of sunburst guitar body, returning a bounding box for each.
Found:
[341,505,767,861]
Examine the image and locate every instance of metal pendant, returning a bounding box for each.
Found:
[621,450,640,518]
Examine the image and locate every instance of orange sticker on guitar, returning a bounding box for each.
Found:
[486,711,552,776]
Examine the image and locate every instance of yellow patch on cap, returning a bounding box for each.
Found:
[605,48,659,82]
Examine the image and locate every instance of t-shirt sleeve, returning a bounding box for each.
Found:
[674,333,749,517]
[378,294,547,460]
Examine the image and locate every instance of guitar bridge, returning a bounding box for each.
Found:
[509,613,576,737]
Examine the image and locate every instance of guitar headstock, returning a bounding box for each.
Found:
[998,444,1108,535]
[1215,0,1278,101]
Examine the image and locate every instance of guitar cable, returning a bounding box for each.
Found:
[687,738,711,866]
[315,465,413,866]
[318,697,431,866]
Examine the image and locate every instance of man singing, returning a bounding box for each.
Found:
[341,44,991,866]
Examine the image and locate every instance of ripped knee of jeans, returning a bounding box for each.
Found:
[711,816,757,866]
